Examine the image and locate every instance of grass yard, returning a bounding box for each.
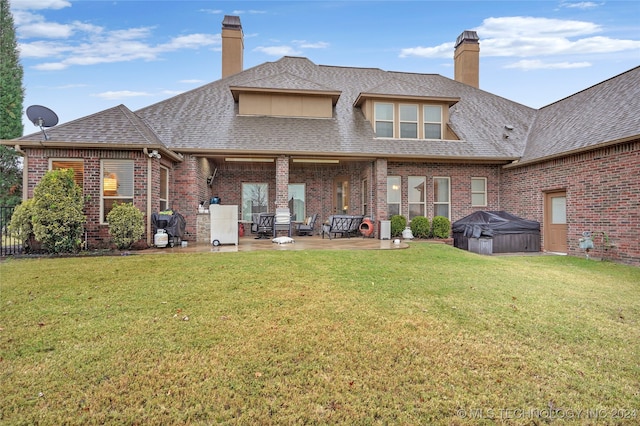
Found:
[0,243,638,425]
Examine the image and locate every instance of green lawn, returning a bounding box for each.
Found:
[1,244,638,425]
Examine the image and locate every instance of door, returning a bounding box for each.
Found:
[545,191,567,253]
[334,177,349,214]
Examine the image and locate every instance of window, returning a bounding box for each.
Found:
[288,183,305,222]
[408,176,426,219]
[51,159,84,189]
[375,103,394,138]
[399,104,418,139]
[101,160,134,223]
[362,178,369,217]
[471,177,487,207]
[242,183,268,222]
[433,177,450,219]
[387,176,401,218]
[160,166,169,211]
[423,105,442,139]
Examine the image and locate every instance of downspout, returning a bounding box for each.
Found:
[143,148,152,246]
[14,145,27,200]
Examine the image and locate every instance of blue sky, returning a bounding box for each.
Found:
[10,0,640,135]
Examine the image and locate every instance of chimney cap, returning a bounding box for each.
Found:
[222,15,242,30]
[455,30,479,48]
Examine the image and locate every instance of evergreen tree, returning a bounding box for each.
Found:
[0,0,25,207]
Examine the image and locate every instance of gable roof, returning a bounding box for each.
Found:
[9,57,638,165]
[133,56,535,160]
[516,66,640,165]
[17,104,166,148]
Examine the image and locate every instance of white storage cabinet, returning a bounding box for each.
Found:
[210,205,239,246]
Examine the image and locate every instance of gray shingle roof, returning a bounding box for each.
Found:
[519,66,640,164]
[18,104,166,147]
[135,56,536,160]
[12,58,638,165]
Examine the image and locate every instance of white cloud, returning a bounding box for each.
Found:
[476,16,601,38]
[398,15,640,65]
[93,91,152,100]
[17,22,74,38]
[293,40,329,49]
[179,79,205,84]
[158,34,220,51]
[560,1,602,10]
[400,43,454,59]
[254,45,302,56]
[505,60,592,70]
[10,0,71,10]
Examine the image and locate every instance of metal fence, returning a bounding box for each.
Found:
[1,206,23,256]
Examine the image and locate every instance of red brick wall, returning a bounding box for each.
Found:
[23,148,152,249]
[501,140,640,265]
[387,161,502,222]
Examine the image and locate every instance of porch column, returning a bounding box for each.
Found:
[275,155,289,209]
[374,158,388,225]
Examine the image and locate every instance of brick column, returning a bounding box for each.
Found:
[374,158,388,222]
[275,155,289,209]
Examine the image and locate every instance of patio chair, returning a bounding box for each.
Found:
[295,213,318,236]
[273,207,292,237]
[254,213,275,239]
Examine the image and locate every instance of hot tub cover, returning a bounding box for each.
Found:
[452,211,540,239]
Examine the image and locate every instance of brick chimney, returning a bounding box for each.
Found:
[454,30,480,88]
[221,15,243,78]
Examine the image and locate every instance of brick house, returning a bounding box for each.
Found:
[3,16,639,264]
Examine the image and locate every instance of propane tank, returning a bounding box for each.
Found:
[238,222,245,237]
[154,229,169,248]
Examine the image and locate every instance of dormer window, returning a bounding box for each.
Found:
[399,104,418,139]
[374,103,394,137]
[372,101,446,139]
[356,93,457,140]
[424,105,442,139]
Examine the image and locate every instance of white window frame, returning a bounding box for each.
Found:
[471,177,487,207]
[433,176,451,219]
[408,176,426,219]
[159,166,169,211]
[50,159,84,190]
[374,102,394,138]
[362,178,369,217]
[101,159,134,224]
[288,183,305,222]
[242,183,268,222]
[423,105,443,139]
[387,176,401,218]
[399,104,418,139]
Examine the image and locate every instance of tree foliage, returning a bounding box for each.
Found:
[0,0,25,207]
[32,169,86,253]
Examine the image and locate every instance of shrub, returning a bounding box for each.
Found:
[431,216,451,239]
[390,214,407,237]
[107,202,145,250]
[8,199,35,252]
[32,169,86,253]
[410,216,430,238]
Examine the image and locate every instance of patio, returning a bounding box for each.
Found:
[143,234,410,254]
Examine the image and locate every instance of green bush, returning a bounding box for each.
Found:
[390,214,407,238]
[431,216,451,239]
[32,169,86,253]
[410,216,430,238]
[107,202,145,250]
[8,199,35,252]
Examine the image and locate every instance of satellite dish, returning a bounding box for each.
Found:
[26,105,59,140]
